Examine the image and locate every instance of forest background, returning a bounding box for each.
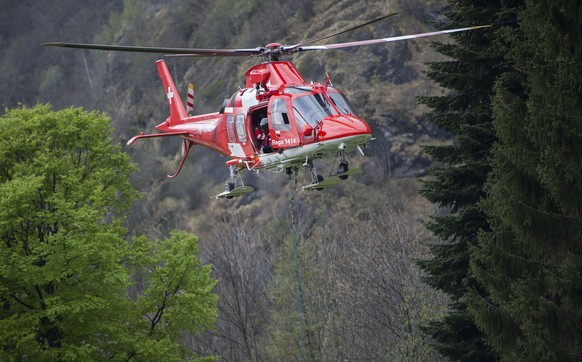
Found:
[1,0,580,361]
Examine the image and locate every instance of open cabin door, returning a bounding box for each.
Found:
[268,96,300,150]
[249,105,268,154]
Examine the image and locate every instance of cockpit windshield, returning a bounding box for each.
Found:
[291,92,337,127]
[327,89,358,117]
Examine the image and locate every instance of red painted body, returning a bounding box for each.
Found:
[244,61,305,90]
[128,59,373,174]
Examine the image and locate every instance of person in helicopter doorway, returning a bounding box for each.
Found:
[255,117,273,153]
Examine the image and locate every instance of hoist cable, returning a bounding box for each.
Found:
[289,170,306,362]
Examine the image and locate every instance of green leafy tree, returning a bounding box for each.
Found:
[126,231,218,361]
[0,105,217,361]
[469,1,582,359]
[417,1,522,360]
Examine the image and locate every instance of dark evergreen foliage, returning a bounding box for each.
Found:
[417,1,523,360]
[469,1,582,359]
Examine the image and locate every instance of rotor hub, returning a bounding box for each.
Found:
[261,43,285,61]
[265,42,283,49]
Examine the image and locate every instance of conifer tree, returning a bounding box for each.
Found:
[417,1,522,359]
[469,1,582,359]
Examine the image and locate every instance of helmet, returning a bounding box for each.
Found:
[260,117,269,131]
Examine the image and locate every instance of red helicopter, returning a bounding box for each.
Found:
[43,14,489,198]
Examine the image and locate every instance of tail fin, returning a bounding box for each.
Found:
[157,60,187,125]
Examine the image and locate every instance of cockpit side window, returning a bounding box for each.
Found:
[271,98,291,131]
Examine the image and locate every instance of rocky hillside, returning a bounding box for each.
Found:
[2,0,462,358]
[1,0,450,188]
[0,0,459,251]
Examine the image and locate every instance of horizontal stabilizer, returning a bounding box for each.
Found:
[127,131,189,145]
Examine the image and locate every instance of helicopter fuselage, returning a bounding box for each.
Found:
[148,60,372,175]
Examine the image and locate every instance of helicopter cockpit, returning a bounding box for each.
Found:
[264,86,360,150]
[285,86,358,123]
[286,87,337,129]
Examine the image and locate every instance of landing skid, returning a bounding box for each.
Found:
[301,177,340,191]
[212,186,255,199]
[300,167,361,191]
[330,167,362,178]
[213,164,254,199]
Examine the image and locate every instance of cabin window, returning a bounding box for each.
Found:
[235,114,247,143]
[226,115,236,143]
[271,98,291,131]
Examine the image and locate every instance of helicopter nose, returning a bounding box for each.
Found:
[317,115,372,141]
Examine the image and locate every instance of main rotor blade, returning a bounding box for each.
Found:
[296,25,491,52]
[286,12,398,51]
[42,42,261,56]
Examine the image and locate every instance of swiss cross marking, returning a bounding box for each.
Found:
[166,86,174,104]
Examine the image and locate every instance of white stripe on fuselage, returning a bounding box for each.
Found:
[228,143,246,157]
[257,134,372,169]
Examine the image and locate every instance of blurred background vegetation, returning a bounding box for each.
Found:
[1,0,453,359]
[3,0,581,360]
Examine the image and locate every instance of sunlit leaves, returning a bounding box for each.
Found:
[0,105,217,361]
